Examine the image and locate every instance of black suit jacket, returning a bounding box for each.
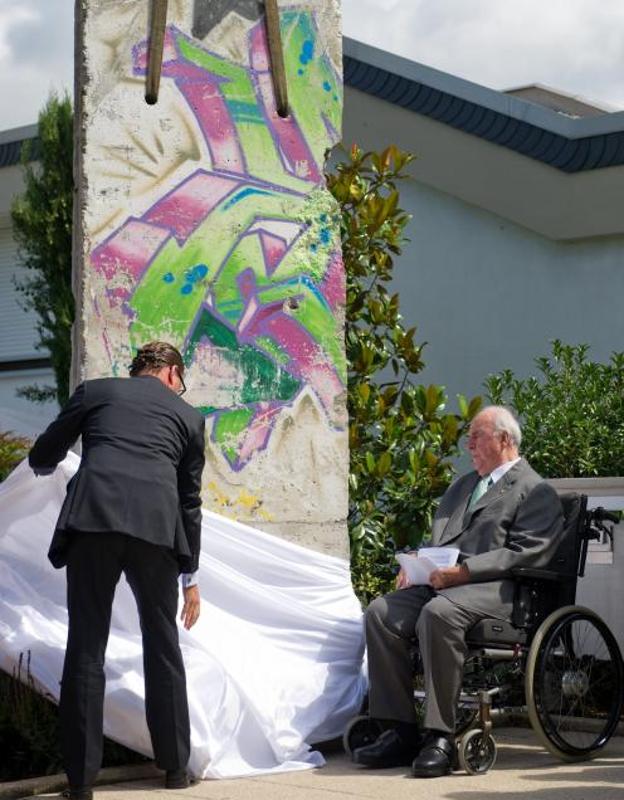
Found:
[29,375,206,573]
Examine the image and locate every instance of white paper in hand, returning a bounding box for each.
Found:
[396,547,460,586]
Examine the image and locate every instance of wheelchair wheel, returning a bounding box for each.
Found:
[342,715,384,756]
[526,606,624,761]
[458,728,497,775]
[414,692,477,736]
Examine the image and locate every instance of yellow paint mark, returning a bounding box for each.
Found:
[237,489,260,510]
[203,481,273,522]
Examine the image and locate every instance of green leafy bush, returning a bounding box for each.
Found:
[485,340,624,477]
[326,145,481,603]
[0,431,30,482]
[11,92,74,406]
[0,652,147,781]
[0,652,63,779]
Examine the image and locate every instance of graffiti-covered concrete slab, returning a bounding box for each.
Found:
[74,1,347,555]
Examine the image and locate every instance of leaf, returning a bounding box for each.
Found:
[377,451,392,476]
[468,396,482,419]
[358,383,371,404]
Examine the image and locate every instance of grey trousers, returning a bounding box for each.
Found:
[365,586,487,733]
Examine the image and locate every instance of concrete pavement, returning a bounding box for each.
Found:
[28,728,624,800]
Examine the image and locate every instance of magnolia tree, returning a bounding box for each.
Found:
[326,145,480,601]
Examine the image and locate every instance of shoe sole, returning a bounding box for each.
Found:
[353,755,415,769]
[411,763,452,778]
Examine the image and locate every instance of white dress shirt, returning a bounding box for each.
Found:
[488,457,521,486]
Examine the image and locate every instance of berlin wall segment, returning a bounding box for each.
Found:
[74,0,347,555]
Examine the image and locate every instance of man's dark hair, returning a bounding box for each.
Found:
[129,341,185,377]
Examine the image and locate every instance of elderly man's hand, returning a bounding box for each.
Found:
[396,568,411,590]
[429,564,470,590]
[180,585,200,630]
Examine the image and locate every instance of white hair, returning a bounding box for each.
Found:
[482,405,522,448]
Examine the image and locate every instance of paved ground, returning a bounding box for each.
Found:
[29,728,624,800]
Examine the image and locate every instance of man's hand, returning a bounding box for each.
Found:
[429,564,470,591]
[180,585,200,630]
[395,568,411,590]
[32,466,56,476]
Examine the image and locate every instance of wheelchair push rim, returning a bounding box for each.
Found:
[526,605,624,761]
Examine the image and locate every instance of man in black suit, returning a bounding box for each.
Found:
[352,406,563,778]
[29,341,206,799]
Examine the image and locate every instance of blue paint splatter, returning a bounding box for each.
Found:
[297,68,304,76]
[180,263,209,294]
[222,187,272,210]
[163,272,175,283]
[333,94,339,102]
[323,80,332,92]
[320,213,328,223]
[319,228,331,245]
[190,264,208,281]
[299,40,314,65]
[310,243,318,252]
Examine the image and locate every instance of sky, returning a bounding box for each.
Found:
[1,0,624,132]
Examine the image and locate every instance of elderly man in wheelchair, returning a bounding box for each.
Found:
[346,405,624,778]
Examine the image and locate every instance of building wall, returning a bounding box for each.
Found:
[384,179,624,409]
[342,88,624,417]
[75,0,348,555]
[0,173,57,438]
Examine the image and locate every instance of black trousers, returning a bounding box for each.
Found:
[59,531,190,788]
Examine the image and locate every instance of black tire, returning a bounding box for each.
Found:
[458,728,497,774]
[342,715,384,756]
[526,606,624,761]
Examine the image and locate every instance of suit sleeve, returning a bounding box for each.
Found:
[29,383,88,471]
[177,415,206,573]
[463,482,564,582]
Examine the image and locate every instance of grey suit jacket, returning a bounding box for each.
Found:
[430,458,564,621]
[29,375,206,573]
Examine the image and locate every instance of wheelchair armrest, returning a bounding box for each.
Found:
[511,567,564,582]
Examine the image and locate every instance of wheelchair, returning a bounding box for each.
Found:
[344,493,624,774]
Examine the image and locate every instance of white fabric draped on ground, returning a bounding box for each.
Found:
[0,454,366,779]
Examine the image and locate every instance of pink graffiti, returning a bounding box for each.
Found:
[319,250,345,311]
[236,270,343,423]
[145,172,240,242]
[92,220,170,285]
[249,23,321,182]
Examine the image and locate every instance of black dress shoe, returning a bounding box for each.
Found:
[61,788,93,800]
[411,733,456,778]
[165,768,191,789]
[352,728,419,768]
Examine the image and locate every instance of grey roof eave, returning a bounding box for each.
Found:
[0,124,39,169]
[343,37,624,172]
[0,123,38,146]
[343,37,624,141]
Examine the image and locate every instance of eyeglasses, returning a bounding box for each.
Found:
[467,428,498,444]
[174,366,187,396]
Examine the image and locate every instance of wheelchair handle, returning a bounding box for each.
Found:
[590,507,621,525]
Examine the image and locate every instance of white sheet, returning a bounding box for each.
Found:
[0,454,366,778]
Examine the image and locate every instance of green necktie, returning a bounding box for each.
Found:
[468,475,493,510]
